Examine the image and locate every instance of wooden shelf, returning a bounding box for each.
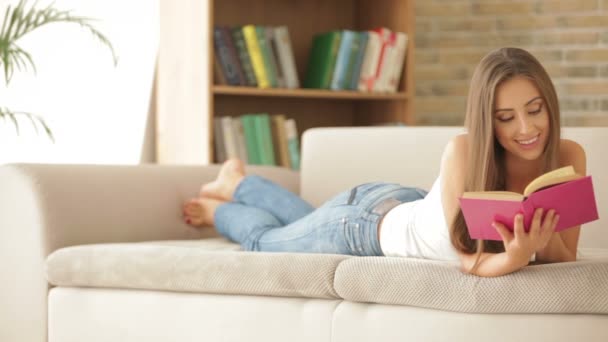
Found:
[155,0,416,164]
[213,85,410,100]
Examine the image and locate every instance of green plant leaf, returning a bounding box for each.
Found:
[0,107,55,142]
[0,0,117,140]
[1,107,21,135]
[0,0,118,85]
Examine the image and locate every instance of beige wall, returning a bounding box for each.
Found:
[415,0,608,126]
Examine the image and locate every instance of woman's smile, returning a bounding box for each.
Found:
[515,133,541,150]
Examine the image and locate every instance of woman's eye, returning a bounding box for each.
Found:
[528,104,543,115]
[497,116,513,122]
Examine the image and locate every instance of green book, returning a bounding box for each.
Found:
[240,114,260,165]
[285,118,300,170]
[253,113,276,166]
[255,26,278,88]
[303,31,342,89]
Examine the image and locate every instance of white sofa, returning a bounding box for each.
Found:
[1,127,607,342]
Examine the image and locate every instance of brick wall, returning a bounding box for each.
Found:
[415,0,608,126]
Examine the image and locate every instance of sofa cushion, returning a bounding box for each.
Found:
[334,251,608,314]
[46,238,349,299]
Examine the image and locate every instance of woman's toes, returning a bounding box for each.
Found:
[183,199,206,227]
[183,200,201,216]
[188,216,205,226]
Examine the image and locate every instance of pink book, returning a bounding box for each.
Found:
[459,175,599,241]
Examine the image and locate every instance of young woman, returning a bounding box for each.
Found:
[183,47,586,277]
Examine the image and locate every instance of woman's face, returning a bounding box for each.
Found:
[493,76,550,162]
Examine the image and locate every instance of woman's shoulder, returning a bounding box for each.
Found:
[441,133,469,173]
[559,138,587,173]
[560,138,585,153]
[444,133,468,156]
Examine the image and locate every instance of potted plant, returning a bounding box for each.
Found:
[0,0,116,140]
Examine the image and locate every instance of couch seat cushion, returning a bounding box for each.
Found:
[334,248,608,314]
[46,238,349,299]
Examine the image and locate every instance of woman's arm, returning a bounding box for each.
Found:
[535,139,587,263]
[440,136,522,277]
[458,251,528,278]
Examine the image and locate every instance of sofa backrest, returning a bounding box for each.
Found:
[301,126,607,249]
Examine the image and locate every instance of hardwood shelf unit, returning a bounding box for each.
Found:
[211,0,416,162]
[157,0,416,164]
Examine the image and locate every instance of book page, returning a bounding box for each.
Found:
[461,191,524,201]
[523,165,581,196]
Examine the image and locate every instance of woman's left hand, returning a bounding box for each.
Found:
[493,208,560,264]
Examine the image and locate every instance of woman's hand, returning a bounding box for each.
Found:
[492,208,560,266]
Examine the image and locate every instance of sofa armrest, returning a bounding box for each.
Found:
[0,163,298,342]
[0,163,299,254]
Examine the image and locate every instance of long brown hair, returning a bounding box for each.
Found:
[450,47,562,272]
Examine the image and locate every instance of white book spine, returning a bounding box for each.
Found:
[274,26,300,89]
[221,116,239,159]
[387,32,408,93]
[372,30,395,93]
[357,30,382,92]
[232,118,249,163]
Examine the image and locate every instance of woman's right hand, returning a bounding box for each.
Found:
[492,208,560,266]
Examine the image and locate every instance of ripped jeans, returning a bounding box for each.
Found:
[214,175,427,256]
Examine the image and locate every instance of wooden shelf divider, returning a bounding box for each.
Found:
[213,85,410,100]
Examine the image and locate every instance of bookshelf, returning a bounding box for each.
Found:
[156,0,415,164]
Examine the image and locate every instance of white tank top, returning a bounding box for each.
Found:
[379,176,459,261]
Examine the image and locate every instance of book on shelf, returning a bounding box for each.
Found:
[232,118,249,163]
[231,27,258,87]
[371,27,395,92]
[253,114,276,165]
[266,28,286,88]
[330,30,357,90]
[220,116,239,160]
[386,32,408,93]
[240,114,261,164]
[270,114,291,168]
[255,26,279,88]
[285,118,300,170]
[213,117,227,163]
[213,56,227,85]
[303,31,342,89]
[273,26,300,89]
[348,31,369,90]
[374,30,409,93]
[242,25,270,88]
[213,26,246,86]
[459,166,599,241]
[357,29,382,92]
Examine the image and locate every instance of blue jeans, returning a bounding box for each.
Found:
[214,175,427,256]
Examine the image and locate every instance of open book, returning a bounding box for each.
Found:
[459,166,599,241]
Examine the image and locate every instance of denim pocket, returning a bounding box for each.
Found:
[342,217,364,256]
[346,182,389,206]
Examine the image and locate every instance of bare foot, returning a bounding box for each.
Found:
[200,158,245,201]
[182,197,226,227]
